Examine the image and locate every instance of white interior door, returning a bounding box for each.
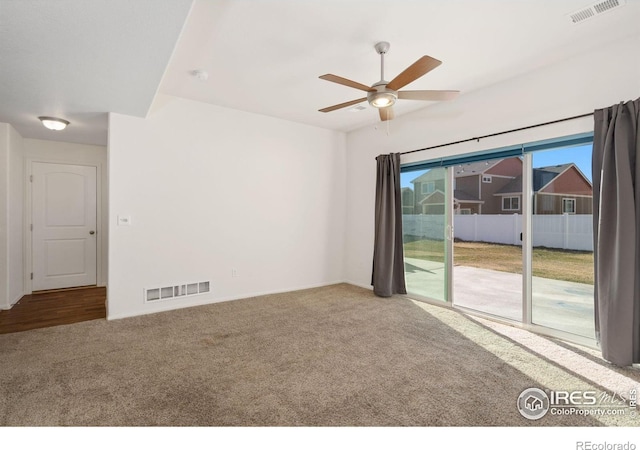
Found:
[32,162,97,291]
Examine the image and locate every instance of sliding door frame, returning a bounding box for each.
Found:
[446,166,454,305]
[401,132,597,349]
[522,152,533,326]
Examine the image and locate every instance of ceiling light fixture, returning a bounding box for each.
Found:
[38,116,70,131]
[368,91,397,108]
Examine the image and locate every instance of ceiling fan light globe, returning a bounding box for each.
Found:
[368,92,397,109]
[371,97,392,108]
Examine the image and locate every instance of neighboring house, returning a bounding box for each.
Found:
[408,159,592,215]
[496,163,593,215]
[407,167,446,214]
[418,189,446,215]
[401,187,414,214]
[410,157,523,214]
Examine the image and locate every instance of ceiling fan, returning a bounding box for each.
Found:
[319,42,459,121]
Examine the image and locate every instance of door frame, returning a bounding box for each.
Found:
[23,158,104,294]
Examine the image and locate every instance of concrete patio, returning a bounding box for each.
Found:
[404,257,595,339]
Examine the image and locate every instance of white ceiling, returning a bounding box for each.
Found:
[1,0,639,146]
[0,0,193,145]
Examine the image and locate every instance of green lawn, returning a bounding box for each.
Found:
[403,239,593,285]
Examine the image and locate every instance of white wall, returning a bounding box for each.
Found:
[0,124,9,308]
[345,34,640,288]
[23,138,108,290]
[8,126,24,305]
[0,122,24,309]
[107,95,347,319]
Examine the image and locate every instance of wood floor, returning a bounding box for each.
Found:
[0,286,106,334]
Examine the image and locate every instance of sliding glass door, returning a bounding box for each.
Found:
[451,157,523,321]
[401,167,448,302]
[530,143,595,338]
[401,133,596,344]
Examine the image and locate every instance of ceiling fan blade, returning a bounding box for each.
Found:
[398,90,460,101]
[319,97,367,113]
[319,74,373,92]
[386,56,442,91]
[379,106,395,121]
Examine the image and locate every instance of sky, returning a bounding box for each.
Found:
[401,143,593,189]
[533,143,592,182]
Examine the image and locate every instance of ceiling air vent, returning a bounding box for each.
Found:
[568,0,626,24]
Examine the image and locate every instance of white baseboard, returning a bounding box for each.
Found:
[1,291,25,310]
[106,279,347,321]
[344,280,373,291]
[10,292,23,307]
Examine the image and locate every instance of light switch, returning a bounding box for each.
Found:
[117,215,132,226]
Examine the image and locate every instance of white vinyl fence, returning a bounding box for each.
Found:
[402,215,445,241]
[403,214,593,251]
[530,214,593,251]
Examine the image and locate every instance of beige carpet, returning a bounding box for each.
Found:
[0,283,638,426]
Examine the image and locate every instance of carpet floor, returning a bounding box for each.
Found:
[0,283,638,426]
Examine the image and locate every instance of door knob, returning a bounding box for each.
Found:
[89,230,95,235]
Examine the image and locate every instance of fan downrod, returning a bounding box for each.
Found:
[374,42,390,83]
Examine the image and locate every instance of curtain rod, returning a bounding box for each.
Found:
[400,112,594,156]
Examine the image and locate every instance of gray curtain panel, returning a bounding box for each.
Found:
[372,153,407,297]
[592,98,640,367]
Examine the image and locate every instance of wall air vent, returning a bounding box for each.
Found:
[568,0,626,24]
[145,281,211,303]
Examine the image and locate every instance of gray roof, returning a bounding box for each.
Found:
[410,160,500,183]
[454,189,482,202]
[418,190,446,204]
[413,162,579,193]
[533,163,575,191]
[496,176,523,195]
[536,163,573,174]
[452,160,501,177]
[410,169,444,183]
